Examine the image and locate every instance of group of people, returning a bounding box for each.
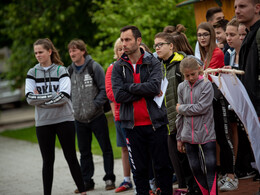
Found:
[25,0,260,195]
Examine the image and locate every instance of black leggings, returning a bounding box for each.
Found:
[36,121,85,195]
[185,142,217,195]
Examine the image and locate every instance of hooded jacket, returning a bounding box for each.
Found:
[68,55,107,122]
[163,52,186,134]
[112,50,168,129]
[25,63,74,127]
[176,77,216,144]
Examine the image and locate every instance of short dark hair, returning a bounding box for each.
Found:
[120,25,142,40]
[206,7,223,22]
[213,19,229,31]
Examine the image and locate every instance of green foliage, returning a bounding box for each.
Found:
[0,0,196,87]
[0,113,122,158]
[0,0,98,87]
[91,0,197,69]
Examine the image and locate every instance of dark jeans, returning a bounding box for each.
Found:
[125,125,173,195]
[168,133,195,189]
[75,113,115,182]
[185,142,216,195]
[36,121,85,195]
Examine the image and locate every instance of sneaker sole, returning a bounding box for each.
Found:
[238,174,256,180]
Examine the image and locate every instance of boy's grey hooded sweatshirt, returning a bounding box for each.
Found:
[176,78,216,144]
[68,55,107,123]
[25,63,74,127]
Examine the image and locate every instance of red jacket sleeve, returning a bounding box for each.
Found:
[209,47,224,69]
[105,64,115,102]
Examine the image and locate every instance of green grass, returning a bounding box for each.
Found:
[0,113,122,159]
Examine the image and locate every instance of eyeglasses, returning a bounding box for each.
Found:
[197,33,210,39]
[153,42,170,49]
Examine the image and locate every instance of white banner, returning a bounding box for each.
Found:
[211,74,260,172]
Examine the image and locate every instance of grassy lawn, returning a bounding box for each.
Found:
[0,113,122,159]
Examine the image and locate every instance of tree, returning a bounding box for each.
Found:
[90,0,197,69]
[0,0,196,87]
[0,0,97,87]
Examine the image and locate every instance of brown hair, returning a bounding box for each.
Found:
[155,24,194,55]
[171,24,194,55]
[163,25,176,33]
[68,39,88,57]
[197,22,217,69]
[227,18,239,28]
[213,19,229,31]
[206,7,223,22]
[180,57,200,74]
[120,25,142,40]
[140,42,151,52]
[34,38,63,65]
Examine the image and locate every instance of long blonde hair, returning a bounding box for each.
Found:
[197,22,217,69]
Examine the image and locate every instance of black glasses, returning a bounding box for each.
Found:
[153,42,170,49]
[197,33,210,39]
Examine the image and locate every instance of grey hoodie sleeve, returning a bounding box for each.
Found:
[92,62,107,108]
[26,92,53,106]
[178,81,214,116]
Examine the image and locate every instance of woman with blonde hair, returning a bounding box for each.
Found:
[105,38,133,193]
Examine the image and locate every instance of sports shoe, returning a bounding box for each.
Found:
[219,177,238,191]
[74,179,95,193]
[105,179,116,190]
[115,180,132,193]
[217,174,227,187]
[149,178,157,192]
[237,170,256,179]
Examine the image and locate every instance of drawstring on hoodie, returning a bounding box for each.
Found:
[48,70,52,92]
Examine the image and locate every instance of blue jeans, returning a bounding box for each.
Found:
[75,114,115,182]
[115,120,127,147]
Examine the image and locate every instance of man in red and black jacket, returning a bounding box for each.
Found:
[111,25,173,195]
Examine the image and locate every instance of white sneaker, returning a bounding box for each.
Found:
[217,174,227,187]
[149,178,157,192]
[220,177,238,191]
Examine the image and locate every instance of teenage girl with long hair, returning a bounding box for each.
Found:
[197,22,238,191]
[25,38,86,195]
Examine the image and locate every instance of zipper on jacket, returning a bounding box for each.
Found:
[204,124,209,135]
[140,63,156,131]
[122,63,135,129]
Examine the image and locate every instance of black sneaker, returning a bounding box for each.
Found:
[74,179,95,194]
[237,170,256,179]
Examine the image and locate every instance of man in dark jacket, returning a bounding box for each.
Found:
[235,0,260,181]
[236,0,260,118]
[112,25,173,195]
[67,39,115,192]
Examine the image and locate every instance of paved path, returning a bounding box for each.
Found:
[0,136,134,195]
